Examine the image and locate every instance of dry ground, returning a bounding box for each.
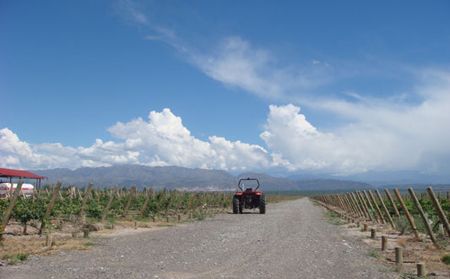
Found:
[0,198,401,279]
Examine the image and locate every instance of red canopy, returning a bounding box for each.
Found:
[0,167,46,179]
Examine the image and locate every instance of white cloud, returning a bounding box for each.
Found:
[115,0,148,25]
[2,70,450,176]
[189,37,332,100]
[0,109,274,171]
[260,70,450,175]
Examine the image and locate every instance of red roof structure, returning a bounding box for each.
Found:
[0,167,46,179]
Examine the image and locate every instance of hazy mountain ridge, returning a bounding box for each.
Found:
[36,165,376,191]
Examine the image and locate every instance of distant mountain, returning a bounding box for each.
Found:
[343,170,450,186]
[38,165,235,190]
[36,164,374,191]
[238,172,373,191]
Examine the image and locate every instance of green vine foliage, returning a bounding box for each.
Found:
[1,186,232,234]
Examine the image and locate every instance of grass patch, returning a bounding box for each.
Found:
[368,249,380,259]
[325,211,345,225]
[442,254,450,265]
[2,253,28,265]
[83,241,95,247]
[192,210,206,221]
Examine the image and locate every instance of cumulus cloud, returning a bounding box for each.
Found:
[260,70,450,175]
[2,70,450,175]
[0,109,274,171]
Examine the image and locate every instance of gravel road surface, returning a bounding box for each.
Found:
[1,198,396,279]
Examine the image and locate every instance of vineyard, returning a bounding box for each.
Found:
[0,182,232,240]
[312,187,450,276]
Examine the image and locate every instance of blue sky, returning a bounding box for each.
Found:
[1,1,450,178]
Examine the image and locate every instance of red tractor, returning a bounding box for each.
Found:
[232,178,266,214]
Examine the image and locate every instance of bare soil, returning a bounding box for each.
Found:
[1,198,399,279]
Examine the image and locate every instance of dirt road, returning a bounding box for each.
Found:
[1,198,396,279]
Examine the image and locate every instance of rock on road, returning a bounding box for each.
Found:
[1,198,396,279]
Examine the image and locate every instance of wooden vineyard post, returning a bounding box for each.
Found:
[363,223,368,232]
[344,194,356,217]
[78,184,93,224]
[395,247,403,271]
[101,190,115,223]
[381,236,387,251]
[394,188,420,239]
[427,187,450,237]
[39,182,61,235]
[122,186,136,217]
[353,192,369,220]
[0,181,23,240]
[348,193,363,218]
[361,191,376,222]
[408,188,438,246]
[384,189,400,218]
[416,263,426,277]
[357,191,373,221]
[337,195,349,215]
[370,228,376,239]
[368,190,386,224]
[375,189,396,229]
[346,193,361,218]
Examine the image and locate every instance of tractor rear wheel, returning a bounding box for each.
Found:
[232,196,239,214]
[259,194,266,214]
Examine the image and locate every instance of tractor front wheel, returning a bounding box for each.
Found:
[259,194,266,214]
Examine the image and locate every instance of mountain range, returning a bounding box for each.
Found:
[36,165,374,191]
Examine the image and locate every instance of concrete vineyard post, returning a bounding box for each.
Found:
[394,188,420,239]
[427,187,450,237]
[0,181,23,240]
[39,182,62,235]
[408,188,438,246]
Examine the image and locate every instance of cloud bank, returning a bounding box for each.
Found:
[0,109,273,171]
[2,69,450,176]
